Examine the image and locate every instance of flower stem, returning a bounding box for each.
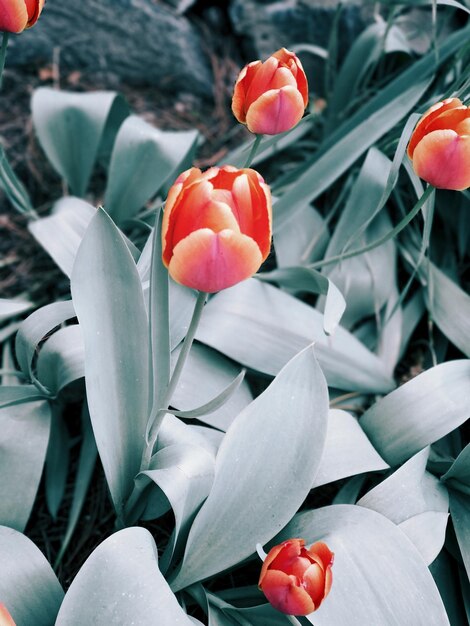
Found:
[0,32,9,91]
[124,290,208,524]
[309,185,435,271]
[244,134,263,168]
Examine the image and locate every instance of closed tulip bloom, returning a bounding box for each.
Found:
[259,538,333,616]
[162,165,272,293]
[0,604,16,626]
[232,48,308,135]
[407,97,470,190]
[0,0,45,33]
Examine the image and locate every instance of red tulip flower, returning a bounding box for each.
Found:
[0,604,16,626]
[259,538,334,616]
[232,48,308,135]
[0,0,45,33]
[162,165,272,293]
[407,97,470,190]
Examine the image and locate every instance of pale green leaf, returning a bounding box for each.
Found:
[313,409,388,488]
[105,115,198,223]
[0,401,51,531]
[171,345,329,591]
[196,279,394,393]
[361,360,470,466]
[0,525,63,625]
[275,505,450,626]
[36,325,85,395]
[55,528,193,625]
[70,208,149,513]
[32,88,128,196]
[0,298,33,323]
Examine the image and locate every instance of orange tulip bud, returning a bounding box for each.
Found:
[0,0,45,33]
[259,538,333,616]
[407,97,470,191]
[0,604,16,626]
[232,48,309,135]
[162,165,272,293]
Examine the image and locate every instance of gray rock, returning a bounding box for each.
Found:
[7,0,213,96]
[229,0,374,94]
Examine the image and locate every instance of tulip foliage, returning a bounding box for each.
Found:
[0,2,470,625]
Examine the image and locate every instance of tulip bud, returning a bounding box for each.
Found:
[0,604,16,626]
[162,165,272,293]
[232,48,309,135]
[407,97,470,191]
[259,538,333,616]
[0,0,45,33]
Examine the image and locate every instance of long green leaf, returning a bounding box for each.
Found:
[196,279,394,393]
[171,345,329,591]
[70,208,149,514]
[361,360,470,466]
[0,401,51,531]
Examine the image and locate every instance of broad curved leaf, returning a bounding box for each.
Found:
[55,527,193,625]
[274,505,450,626]
[171,345,329,591]
[0,526,63,625]
[32,88,128,196]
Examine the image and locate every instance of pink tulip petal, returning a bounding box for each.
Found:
[232,61,262,123]
[168,228,262,293]
[0,1,28,32]
[172,198,241,248]
[456,118,470,135]
[272,48,309,105]
[412,129,470,190]
[162,179,214,264]
[307,541,335,569]
[245,56,280,109]
[0,604,16,626]
[246,86,305,135]
[407,98,463,158]
[260,540,300,584]
[303,562,326,607]
[420,106,470,135]
[324,564,333,598]
[270,67,298,90]
[260,570,315,616]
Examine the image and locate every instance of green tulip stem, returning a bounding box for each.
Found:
[164,289,208,408]
[124,290,208,524]
[244,134,263,168]
[309,184,435,271]
[0,32,9,91]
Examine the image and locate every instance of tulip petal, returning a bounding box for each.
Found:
[0,2,28,33]
[245,57,280,109]
[168,228,263,293]
[419,106,470,136]
[308,541,335,569]
[246,86,305,135]
[260,570,316,616]
[273,48,309,106]
[407,98,462,158]
[412,129,470,190]
[232,61,262,124]
[244,172,272,259]
[172,199,241,248]
[270,67,298,90]
[25,0,44,25]
[0,603,16,626]
[162,179,213,265]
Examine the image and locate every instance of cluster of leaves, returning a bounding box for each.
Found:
[0,1,469,625]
